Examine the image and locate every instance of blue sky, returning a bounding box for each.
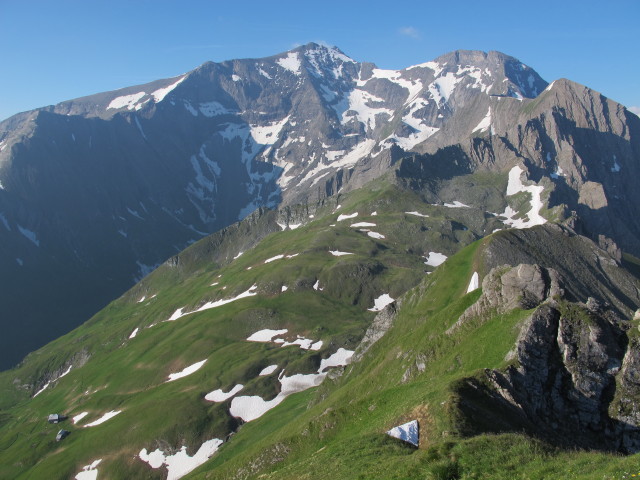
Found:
[1,0,639,121]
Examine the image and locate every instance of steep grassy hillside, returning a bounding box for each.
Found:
[0,173,505,479]
[2,170,639,480]
[188,233,640,480]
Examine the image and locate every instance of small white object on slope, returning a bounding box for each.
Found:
[405,211,428,218]
[368,293,394,312]
[166,285,258,321]
[73,411,89,424]
[350,222,376,228]
[84,410,122,427]
[386,420,419,447]
[75,459,102,480]
[319,348,354,372]
[329,250,353,256]
[424,252,447,267]
[280,337,323,350]
[129,327,139,339]
[466,272,479,293]
[247,329,288,342]
[139,438,223,480]
[32,381,50,398]
[337,212,358,221]
[442,201,470,208]
[205,384,244,402]
[166,360,207,382]
[259,365,278,376]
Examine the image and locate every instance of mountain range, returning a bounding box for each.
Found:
[0,43,639,479]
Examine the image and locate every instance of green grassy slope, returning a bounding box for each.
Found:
[189,237,640,480]
[2,169,637,480]
[0,174,504,479]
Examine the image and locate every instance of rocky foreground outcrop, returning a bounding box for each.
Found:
[452,226,640,453]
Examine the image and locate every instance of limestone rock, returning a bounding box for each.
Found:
[449,263,562,333]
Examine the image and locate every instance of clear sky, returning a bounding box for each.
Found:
[1,0,639,121]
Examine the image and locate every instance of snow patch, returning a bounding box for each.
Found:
[265,254,284,263]
[367,231,385,239]
[230,348,353,422]
[33,381,50,398]
[166,285,258,321]
[259,365,279,376]
[229,393,286,423]
[73,411,89,424]
[466,272,479,293]
[442,201,470,208]
[611,157,621,172]
[32,365,72,398]
[250,116,289,145]
[18,225,39,246]
[205,384,244,402]
[473,107,492,133]
[258,67,272,79]
[319,348,353,372]
[129,328,139,339]
[429,72,461,103]
[276,52,301,74]
[134,116,147,140]
[339,89,393,131]
[500,166,546,228]
[168,308,186,321]
[139,439,223,480]
[424,252,447,267]
[350,222,376,228]
[368,294,394,312]
[75,459,102,480]
[405,211,428,217]
[329,250,353,256]
[84,410,122,427]
[337,212,358,221]
[199,101,233,117]
[151,76,186,103]
[0,213,11,230]
[107,92,145,110]
[167,360,207,382]
[247,329,289,342]
[280,337,321,350]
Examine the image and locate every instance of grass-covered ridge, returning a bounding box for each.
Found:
[2,169,638,479]
[188,233,640,480]
[0,174,505,479]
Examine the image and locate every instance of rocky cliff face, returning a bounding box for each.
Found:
[451,226,640,453]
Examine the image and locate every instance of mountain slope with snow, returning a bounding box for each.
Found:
[0,43,638,370]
